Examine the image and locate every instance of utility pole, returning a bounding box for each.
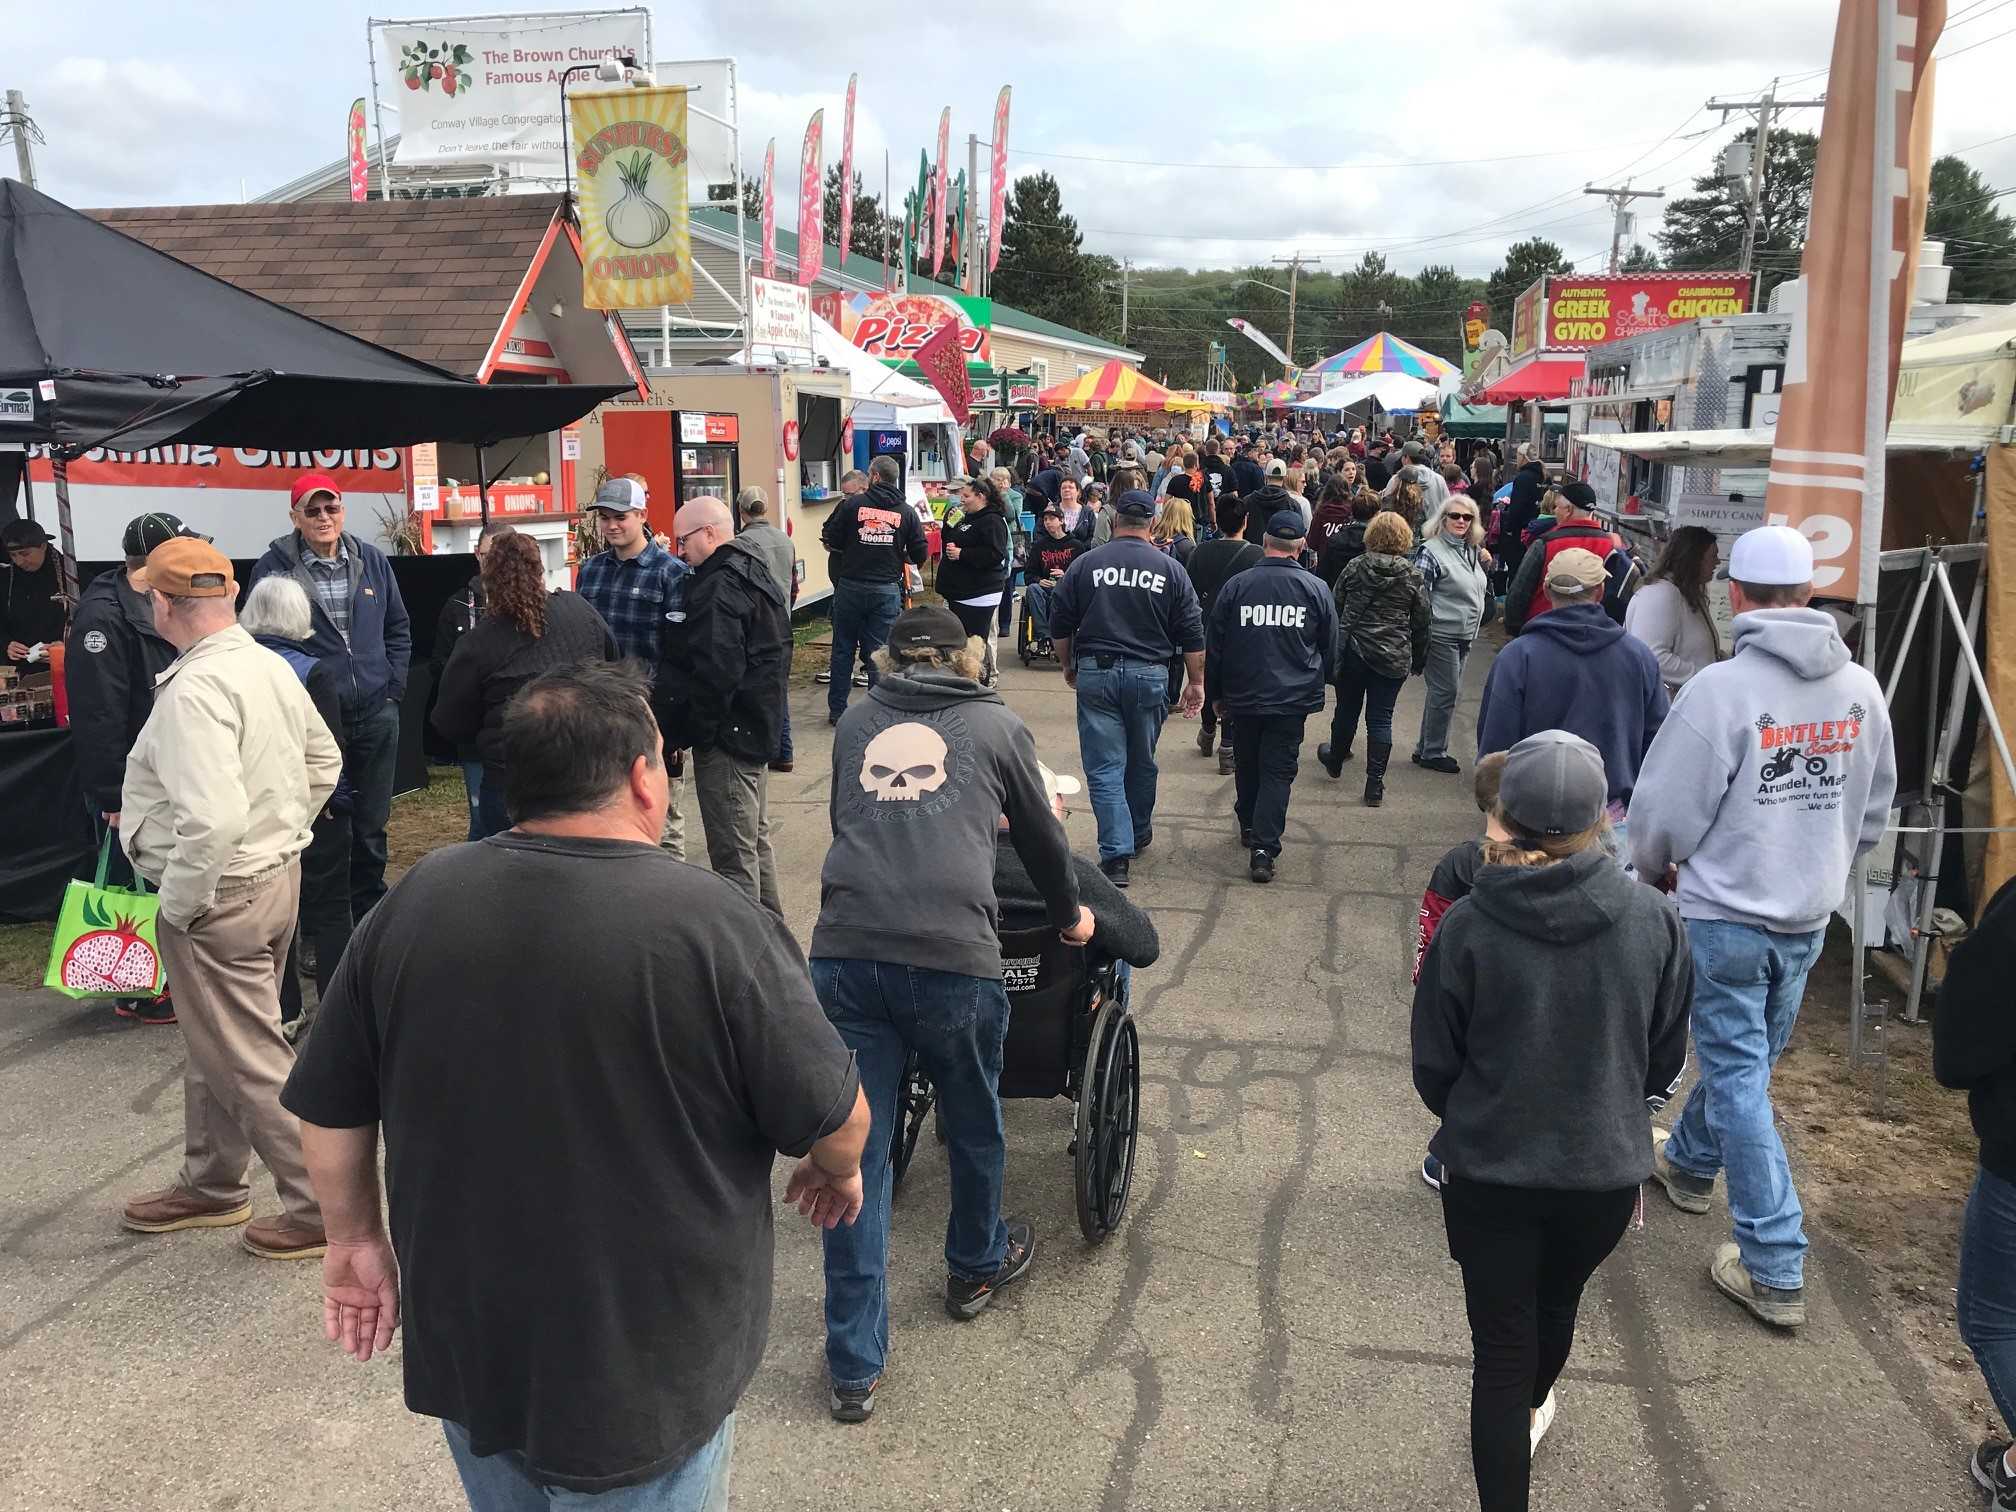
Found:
[1707,80,1826,275]
[1120,258,1132,341]
[1270,252,1306,377]
[1583,181,1667,272]
[2,90,43,188]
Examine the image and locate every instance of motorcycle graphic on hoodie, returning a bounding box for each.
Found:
[1627,609,1897,937]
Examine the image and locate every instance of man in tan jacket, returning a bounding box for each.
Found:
[118,538,343,1259]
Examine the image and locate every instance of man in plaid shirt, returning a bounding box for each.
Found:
[577,476,689,857]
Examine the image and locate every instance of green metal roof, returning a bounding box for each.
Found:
[688,207,1141,361]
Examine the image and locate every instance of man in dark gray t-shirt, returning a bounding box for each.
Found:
[283,661,867,1503]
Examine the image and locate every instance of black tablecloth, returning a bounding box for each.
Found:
[0,726,94,923]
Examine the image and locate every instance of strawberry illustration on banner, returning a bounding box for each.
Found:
[838,74,858,261]
[988,87,1011,273]
[347,98,370,203]
[914,319,973,426]
[760,138,777,279]
[930,107,951,279]
[797,110,825,287]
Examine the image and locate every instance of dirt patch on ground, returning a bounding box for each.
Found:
[1776,924,1999,1440]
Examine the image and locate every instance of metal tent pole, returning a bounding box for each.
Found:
[49,454,78,602]
[476,445,491,527]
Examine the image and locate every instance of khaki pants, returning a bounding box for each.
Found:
[659,772,687,860]
[693,746,781,917]
[158,862,320,1226]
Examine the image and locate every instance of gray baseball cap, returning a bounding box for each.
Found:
[1498,730,1607,837]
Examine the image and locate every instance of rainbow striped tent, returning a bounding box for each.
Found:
[1249,379,1300,408]
[1034,361,1180,412]
[1306,333,1458,381]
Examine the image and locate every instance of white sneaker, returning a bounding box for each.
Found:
[1529,1390,1557,1454]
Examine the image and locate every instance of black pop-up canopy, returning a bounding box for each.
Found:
[0,178,625,453]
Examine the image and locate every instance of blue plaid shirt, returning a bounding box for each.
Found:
[577,540,688,666]
[300,540,353,643]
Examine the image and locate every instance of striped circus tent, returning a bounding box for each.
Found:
[1306,332,1459,380]
[1034,361,1180,411]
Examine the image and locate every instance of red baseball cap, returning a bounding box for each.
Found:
[290,472,343,508]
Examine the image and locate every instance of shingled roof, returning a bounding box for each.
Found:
[87,195,566,376]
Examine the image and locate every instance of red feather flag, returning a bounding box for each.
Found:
[914,318,972,426]
[796,110,825,286]
[988,87,1011,273]
[838,74,858,261]
[759,138,776,279]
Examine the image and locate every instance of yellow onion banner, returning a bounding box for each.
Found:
[573,85,693,309]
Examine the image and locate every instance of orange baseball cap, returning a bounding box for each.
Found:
[144,537,236,598]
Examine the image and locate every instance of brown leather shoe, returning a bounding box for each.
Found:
[241,1216,328,1260]
[122,1187,251,1234]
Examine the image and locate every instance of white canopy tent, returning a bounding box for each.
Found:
[733,313,958,428]
[1292,372,1439,415]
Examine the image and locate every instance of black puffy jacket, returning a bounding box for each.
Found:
[65,570,175,813]
[655,535,791,766]
[936,506,1011,603]
[1331,550,1430,681]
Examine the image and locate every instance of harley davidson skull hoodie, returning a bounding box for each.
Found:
[1628,608,1897,936]
[811,667,1079,980]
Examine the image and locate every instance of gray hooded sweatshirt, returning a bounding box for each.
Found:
[1628,608,1897,935]
[812,667,1079,979]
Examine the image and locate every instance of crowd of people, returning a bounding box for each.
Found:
[35,405,2016,1512]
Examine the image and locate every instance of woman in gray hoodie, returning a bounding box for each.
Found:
[1412,496,1493,776]
[1413,731,1691,1512]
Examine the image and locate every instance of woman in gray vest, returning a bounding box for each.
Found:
[1412,497,1492,776]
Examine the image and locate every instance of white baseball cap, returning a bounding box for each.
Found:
[1729,525,1814,587]
[592,477,648,514]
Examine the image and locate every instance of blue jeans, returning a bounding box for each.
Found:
[1663,918,1826,1290]
[1075,659,1171,861]
[1331,645,1404,750]
[476,768,512,840]
[775,702,793,765]
[812,957,1011,1390]
[344,699,402,922]
[459,759,485,842]
[1023,582,1058,640]
[442,1415,732,1511]
[1419,635,1469,761]
[828,578,901,720]
[1960,1164,2016,1432]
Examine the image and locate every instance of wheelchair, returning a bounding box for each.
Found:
[890,927,1141,1245]
[1016,588,1061,667]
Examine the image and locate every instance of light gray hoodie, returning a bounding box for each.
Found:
[1628,608,1896,935]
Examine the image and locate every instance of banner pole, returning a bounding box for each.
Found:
[365,19,391,201]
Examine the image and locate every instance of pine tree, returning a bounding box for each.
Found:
[1484,239,1573,329]
[1620,243,1661,273]
[1927,155,2016,303]
[1657,127,1817,298]
[821,166,890,264]
[991,172,1116,333]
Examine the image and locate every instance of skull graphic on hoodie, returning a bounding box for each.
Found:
[845,711,976,822]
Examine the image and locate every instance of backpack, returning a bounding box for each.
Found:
[1602,545,1643,625]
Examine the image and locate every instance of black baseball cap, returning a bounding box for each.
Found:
[1113,489,1156,520]
[889,604,968,652]
[1558,480,1598,511]
[121,511,207,557]
[2,518,50,549]
[1266,509,1308,543]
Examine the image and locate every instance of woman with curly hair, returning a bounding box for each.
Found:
[432,532,619,838]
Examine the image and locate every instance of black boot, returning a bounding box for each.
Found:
[1318,742,1344,780]
[1363,742,1392,808]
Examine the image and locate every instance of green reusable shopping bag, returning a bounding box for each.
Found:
[43,833,166,1000]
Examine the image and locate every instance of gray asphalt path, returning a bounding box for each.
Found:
[0,642,1980,1511]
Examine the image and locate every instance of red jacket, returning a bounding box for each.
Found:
[1503,518,1623,635]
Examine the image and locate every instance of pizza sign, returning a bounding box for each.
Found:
[841,291,991,365]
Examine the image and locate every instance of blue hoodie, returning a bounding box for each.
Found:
[249,530,411,722]
[1476,600,1668,803]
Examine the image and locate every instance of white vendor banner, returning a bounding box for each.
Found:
[375,10,648,176]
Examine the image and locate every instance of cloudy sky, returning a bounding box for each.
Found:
[10,0,2014,280]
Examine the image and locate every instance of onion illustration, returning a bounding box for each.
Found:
[605,152,672,250]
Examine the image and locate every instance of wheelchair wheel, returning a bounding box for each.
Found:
[1073,1002,1140,1243]
[891,1053,936,1190]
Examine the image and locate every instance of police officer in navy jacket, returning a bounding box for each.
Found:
[1206,510,1337,884]
[1046,489,1205,888]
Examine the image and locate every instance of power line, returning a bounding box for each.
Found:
[1008,137,1678,174]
